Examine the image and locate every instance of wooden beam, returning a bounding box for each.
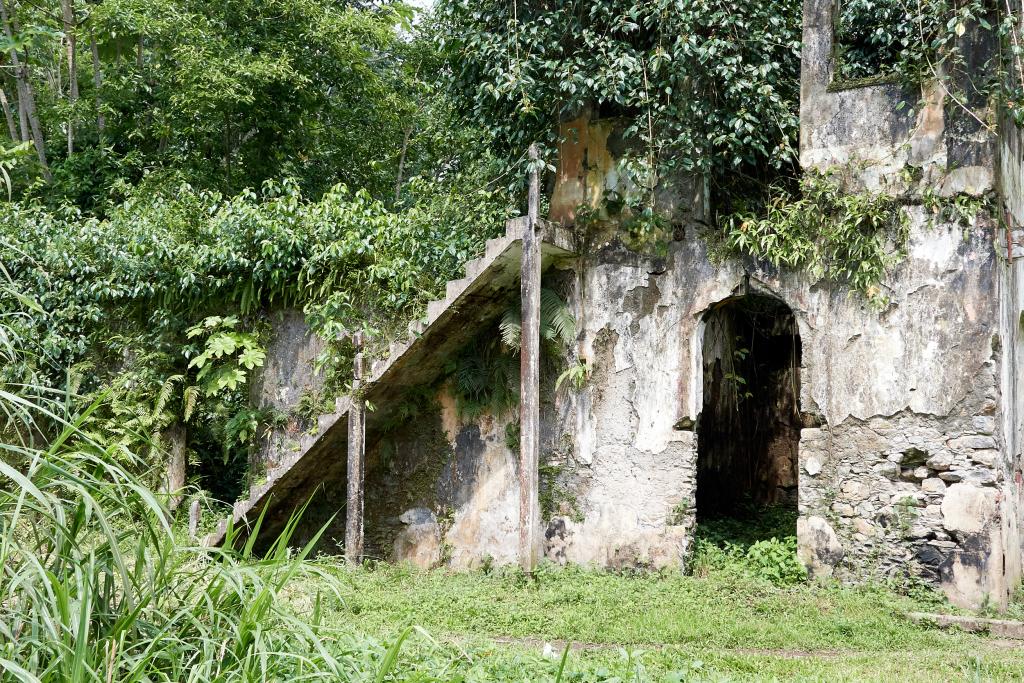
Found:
[519,144,541,571]
[345,332,366,565]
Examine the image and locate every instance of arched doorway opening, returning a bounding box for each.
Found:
[697,294,801,537]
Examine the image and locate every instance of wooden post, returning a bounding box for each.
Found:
[519,144,542,572]
[160,422,187,513]
[188,498,201,539]
[345,331,366,565]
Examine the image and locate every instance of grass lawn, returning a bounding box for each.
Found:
[282,562,1024,682]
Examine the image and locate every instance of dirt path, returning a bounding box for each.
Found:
[454,634,1022,659]
[461,635,842,659]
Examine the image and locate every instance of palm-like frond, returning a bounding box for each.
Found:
[183,385,200,422]
[540,288,576,347]
[499,307,522,351]
[153,374,184,420]
[499,288,576,352]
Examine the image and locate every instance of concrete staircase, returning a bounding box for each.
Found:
[205,217,573,547]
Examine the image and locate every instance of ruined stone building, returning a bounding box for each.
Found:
[210,1,1024,610]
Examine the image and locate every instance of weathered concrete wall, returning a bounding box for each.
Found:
[349,206,1014,609]
[788,0,1016,608]
[996,114,1024,607]
[534,210,1008,606]
[800,0,993,196]
[250,309,328,476]
[363,386,521,569]
[298,0,1022,612]
[549,111,706,227]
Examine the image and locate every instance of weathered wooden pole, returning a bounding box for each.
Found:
[519,144,541,572]
[188,498,201,539]
[345,331,366,565]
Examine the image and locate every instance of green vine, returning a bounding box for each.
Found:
[721,174,910,304]
[833,0,1024,131]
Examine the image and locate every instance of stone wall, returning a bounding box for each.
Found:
[282,0,1023,611]
[800,0,993,195]
[357,208,1015,608]
[530,209,1008,606]
[363,386,522,569]
[995,114,1024,607]
[249,309,328,477]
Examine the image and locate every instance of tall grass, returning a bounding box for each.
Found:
[0,274,361,682]
[0,438,348,680]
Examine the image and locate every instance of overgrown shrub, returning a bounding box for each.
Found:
[0,176,512,491]
[721,173,910,303]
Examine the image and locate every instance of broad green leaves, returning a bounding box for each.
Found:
[186,316,264,396]
[722,173,911,305]
[436,0,802,182]
[5,0,418,206]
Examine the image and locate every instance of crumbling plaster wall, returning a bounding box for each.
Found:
[997,115,1024,606]
[784,0,1016,608]
[800,0,993,195]
[541,214,1007,606]
[369,386,522,569]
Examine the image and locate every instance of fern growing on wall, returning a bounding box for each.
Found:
[450,338,520,419]
[450,288,578,419]
[498,288,577,352]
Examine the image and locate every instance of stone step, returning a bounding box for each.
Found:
[445,276,473,300]
[484,236,510,261]
[504,215,529,240]
[389,339,410,361]
[407,318,427,338]
[426,298,447,323]
[463,257,487,280]
[908,612,1024,639]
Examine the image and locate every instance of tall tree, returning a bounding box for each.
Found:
[0,84,16,140]
[0,0,49,179]
[88,28,101,133]
[61,0,77,153]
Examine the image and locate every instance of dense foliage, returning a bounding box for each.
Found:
[0,176,510,495]
[0,0,523,493]
[436,0,803,190]
[835,0,1000,83]
[0,0,429,207]
[720,173,911,304]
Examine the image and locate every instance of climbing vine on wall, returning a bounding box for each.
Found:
[834,0,1023,125]
[436,0,803,184]
[720,174,911,304]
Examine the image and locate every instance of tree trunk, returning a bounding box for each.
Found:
[23,77,50,180]
[159,423,188,513]
[61,0,77,154]
[16,84,27,142]
[0,86,18,141]
[89,31,104,134]
[0,0,50,180]
[7,61,28,142]
[394,124,413,204]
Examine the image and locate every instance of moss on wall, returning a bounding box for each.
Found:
[363,386,453,560]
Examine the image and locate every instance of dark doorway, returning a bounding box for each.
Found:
[696,295,800,532]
